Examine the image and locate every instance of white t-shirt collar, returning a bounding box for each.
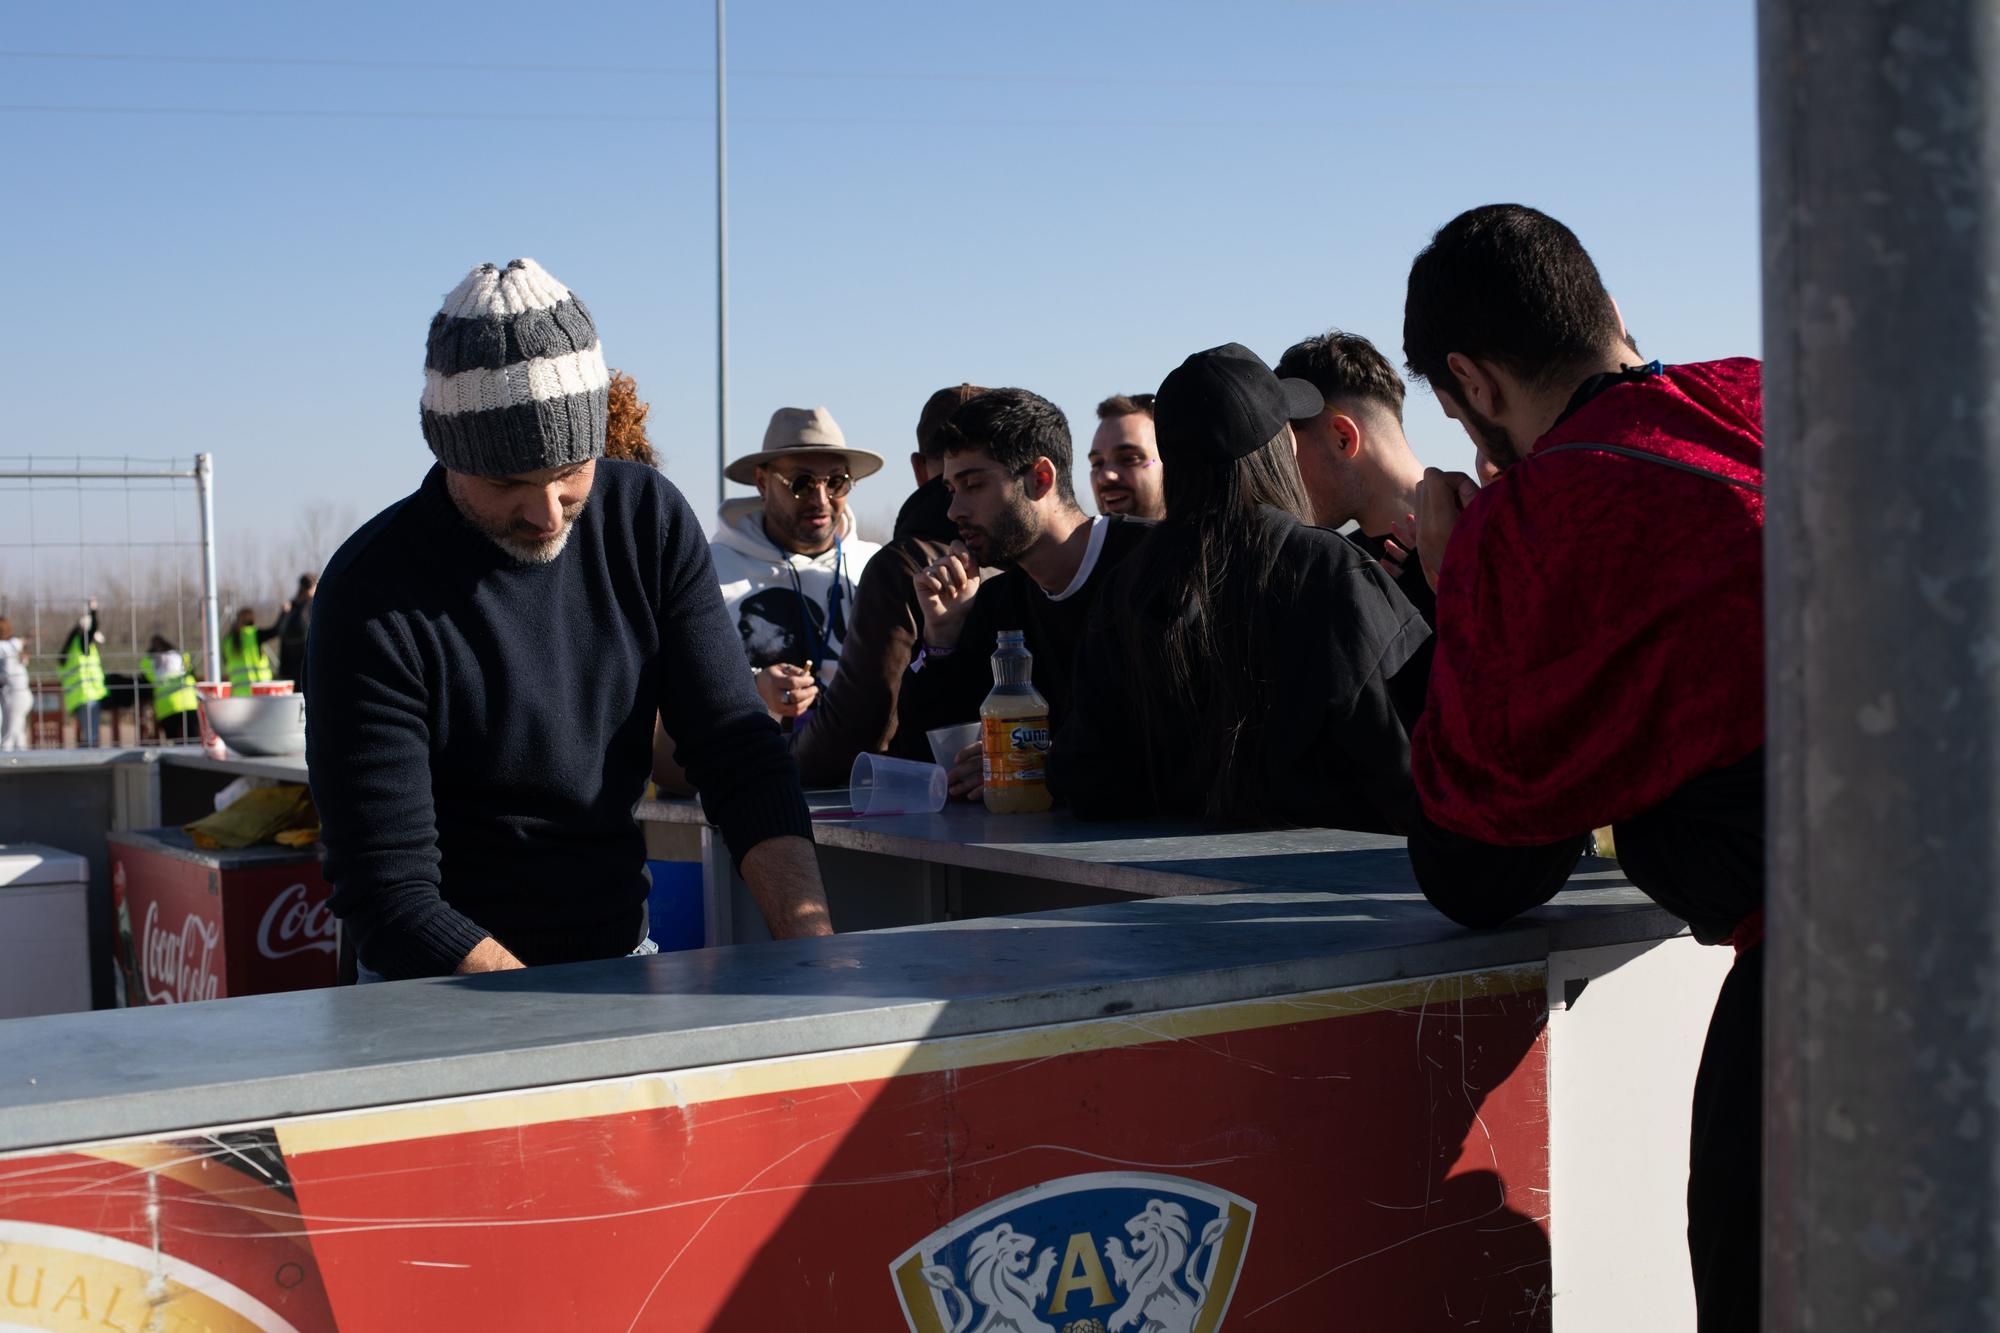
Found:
[1045,515,1110,603]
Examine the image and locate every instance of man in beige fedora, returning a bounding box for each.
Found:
[712,407,886,721]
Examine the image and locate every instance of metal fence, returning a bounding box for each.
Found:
[0,454,218,749]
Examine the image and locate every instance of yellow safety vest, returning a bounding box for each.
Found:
[141,654,199,722]
[223,625,273,696]
[60,637,107,715]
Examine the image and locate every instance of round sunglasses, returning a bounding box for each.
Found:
[772,470,854,500]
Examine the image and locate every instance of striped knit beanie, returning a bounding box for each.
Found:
[421,259,609,477]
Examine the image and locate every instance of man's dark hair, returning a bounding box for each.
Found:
[1274,332,1406,424]
[1095,393,1156,421]
[1403,203,1625,401]
[940,388,1077,505]
[915,382,989,460]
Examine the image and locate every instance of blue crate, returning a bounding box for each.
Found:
[645,859,705,953]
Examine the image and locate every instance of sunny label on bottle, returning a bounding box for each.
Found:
[979,629,1053,814]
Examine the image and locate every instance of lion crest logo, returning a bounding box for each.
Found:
[891,1173,1254,1333]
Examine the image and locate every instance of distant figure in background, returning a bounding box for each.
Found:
[142,633,201,743]
[0,616,30,751]
[273,574,316,691]
[1087,394,1167,519]
[223,605,278,696]
[604,370,659,468]
[59,600,107,747]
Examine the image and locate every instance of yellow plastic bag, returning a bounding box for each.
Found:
[184,785,317,850]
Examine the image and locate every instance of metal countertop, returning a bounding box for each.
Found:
[647,792,1462,898]
[0,869,1677,1154]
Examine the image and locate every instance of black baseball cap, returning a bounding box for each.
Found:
[1154,342,1325,465]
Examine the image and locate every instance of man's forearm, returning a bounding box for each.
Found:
[739,834,833,938]
[1407,803,1586,929]
[455,936,526,973]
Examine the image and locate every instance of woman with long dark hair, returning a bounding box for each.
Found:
[1050,343,1430,830]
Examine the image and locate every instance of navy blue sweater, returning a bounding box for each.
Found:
[307,461,812,979]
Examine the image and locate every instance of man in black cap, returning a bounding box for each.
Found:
[1050,343,1429,828]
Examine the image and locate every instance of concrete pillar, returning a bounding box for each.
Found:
[1761,1,2000,1327]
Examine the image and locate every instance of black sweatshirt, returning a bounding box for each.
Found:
[893,515,1154,744]
[1409,749,1763,945]
[1345,529,1436,629]
[1050,507,1431,832]
[307,461,812,979]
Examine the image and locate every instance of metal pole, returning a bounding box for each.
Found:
[1761,1,2000,1327]
[0,469,197,481]
[715,0,730,515]
[195,453,222,684]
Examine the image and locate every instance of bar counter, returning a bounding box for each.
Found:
[0,750,1715,1328]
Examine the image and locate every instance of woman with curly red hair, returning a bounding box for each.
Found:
[604,370,657,469]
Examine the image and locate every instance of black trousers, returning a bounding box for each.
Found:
[1409,750,1767,1330]
[1689,940,1761,1332]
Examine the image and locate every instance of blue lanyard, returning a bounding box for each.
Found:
[785,537,845,673]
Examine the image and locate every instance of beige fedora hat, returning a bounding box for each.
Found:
[724,406,887,485]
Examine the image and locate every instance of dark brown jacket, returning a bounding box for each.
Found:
[789,478,956,785]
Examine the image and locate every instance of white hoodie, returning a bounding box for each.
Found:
[710,499,881,686]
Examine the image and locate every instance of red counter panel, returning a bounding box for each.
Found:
[0,968,1550,1331]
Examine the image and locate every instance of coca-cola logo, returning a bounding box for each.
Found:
[257,881,337,960]
[140,901,221,1004]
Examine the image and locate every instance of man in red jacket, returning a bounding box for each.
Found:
[1400,204,1764,1332]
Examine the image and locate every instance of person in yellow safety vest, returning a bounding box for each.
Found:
[142,633,201,743]
[223,606,279,696]
[59,599,108,748]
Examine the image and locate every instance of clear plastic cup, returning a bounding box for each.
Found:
[849,753,948,816]
[926,721,982,770]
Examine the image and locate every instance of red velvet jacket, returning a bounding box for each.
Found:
[1412,358,1765,845]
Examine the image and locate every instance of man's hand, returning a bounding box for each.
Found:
[914,542,982,650]
[740,834,834,938]
[456,936,526,973]
[1381,517,1416,581]
[946,740,984,803]
[755,662,818,719]
[1413,469,1480,592]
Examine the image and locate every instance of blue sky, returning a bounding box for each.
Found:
[2,0,1759,579]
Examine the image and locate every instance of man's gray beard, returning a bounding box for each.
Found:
[487,525,573,565]
[448,487,586,565]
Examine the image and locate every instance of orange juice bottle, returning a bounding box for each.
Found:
[979,630,1052,814]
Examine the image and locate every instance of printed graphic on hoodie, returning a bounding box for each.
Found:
[737,587,832,669]
[711,499,882,686]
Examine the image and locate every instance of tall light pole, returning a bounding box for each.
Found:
[1763,0,2000,1325]
[714,0,730,514]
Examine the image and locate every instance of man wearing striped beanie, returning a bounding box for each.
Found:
[308,259,831,981]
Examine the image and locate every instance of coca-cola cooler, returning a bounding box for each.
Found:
[106,828,338,1005]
